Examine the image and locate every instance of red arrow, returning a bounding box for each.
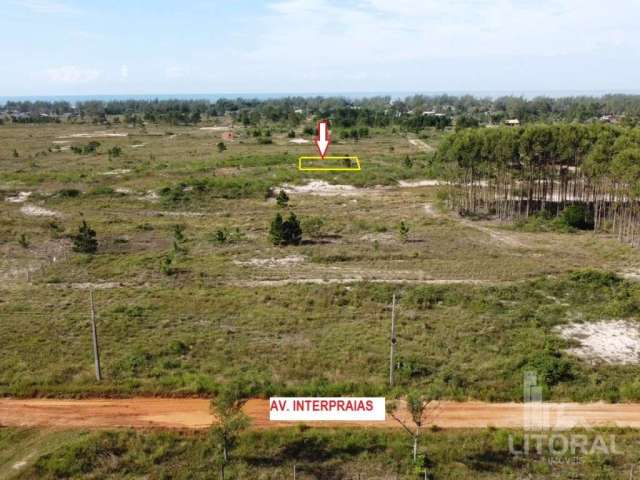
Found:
[314,119,331,158]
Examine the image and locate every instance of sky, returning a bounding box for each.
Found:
[1,0,639,96]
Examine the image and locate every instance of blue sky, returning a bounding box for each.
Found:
[1,0,639,96]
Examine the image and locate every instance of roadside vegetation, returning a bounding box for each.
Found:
[2,426,639,479]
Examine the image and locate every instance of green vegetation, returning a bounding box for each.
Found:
[71,221,98,254]
[1,272,640,399]
[269,212,302,246]
[439,124,640,245]
[2,426,639,479]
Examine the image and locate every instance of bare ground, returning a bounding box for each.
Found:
[1,398,640,430]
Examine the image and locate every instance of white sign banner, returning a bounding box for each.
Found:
[269,397,386,422]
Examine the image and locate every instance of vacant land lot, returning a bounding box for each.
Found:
[2,123,640,403]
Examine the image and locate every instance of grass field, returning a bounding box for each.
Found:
[4,122,640,478]
[2,123,640,401]
[1,426,639,479]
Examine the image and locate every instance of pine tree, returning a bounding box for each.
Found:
[276,189,289,207]
[282,213,302,245]
[269,213,284,245]
[72,220,98,254]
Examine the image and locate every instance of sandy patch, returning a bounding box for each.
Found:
[555,320,640,365]
[115,187,133,194]
[101,169,131,176]
[20,204,61,218]
[289,138,310,144]
[139,190,159,202]
[61,282,122,290]
[233,255,305,268]
[281,180,363,196]
[424,203,439,216]
[360,232,396,244]
[200,126,231,131]
[130,143,146,148]
[52,140,70,144]
[235,278,492,287]
[57,132,128,139]
[398,179,442,187]
[12,459,28,470]
[154,211,205,218]
[5,191,32,203]
[408,138,435,152]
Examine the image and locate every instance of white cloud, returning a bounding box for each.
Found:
[13,0,80,14]
[46,65,100,84]
[258,0,640,63]
[120,65,129,79]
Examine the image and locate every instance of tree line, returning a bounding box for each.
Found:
[4,94,640,126]
[437,124,640,246]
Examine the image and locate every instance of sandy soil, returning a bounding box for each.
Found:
[408,138,435,153]
[282,181,364,196]
[2,398,640,430]
[5,191,32,203]
[20,204,61,218]
[101,169,131,176]
[233,255,305,267]
[555,320,640,365]
[57,132,128,139]
[200,126,231,131]
[398,180,442,187]
[289,138,310,144]
[234,278,492,287]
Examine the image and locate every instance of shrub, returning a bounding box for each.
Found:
[217,141,227,153]
[56,188,81,198]
[398,221,410,242]
[270,212,302,246]
[561,204,594,230]
[276,189,289,207]
[161,251,175,275]
[18,233,29,249]
[71,141,100,155]
[302,216,325,238]
[108,146,122,158]
[72,220,98,254]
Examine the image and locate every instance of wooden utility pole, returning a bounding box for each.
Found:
[389,293,397,387]
[293,463,296,480]
[89,290,102,381]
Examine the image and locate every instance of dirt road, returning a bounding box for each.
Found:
[2,398,640,430]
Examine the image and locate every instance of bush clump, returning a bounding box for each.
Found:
[269,212,302,246]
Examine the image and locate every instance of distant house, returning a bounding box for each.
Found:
[505,119,520,126]
[599,114,618,124]
[294,109,304,115]
[221,131,234,141]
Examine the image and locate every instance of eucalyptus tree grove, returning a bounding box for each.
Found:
[437,124,640,246]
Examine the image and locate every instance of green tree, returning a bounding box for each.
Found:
[398,221,410,242]
[72,220,98,254]
[269,213,302,246]
[209,387,250,480]
[269,213,284,245]
[386,391,431,463]
[276,189,289,207]
[18,233,29,249]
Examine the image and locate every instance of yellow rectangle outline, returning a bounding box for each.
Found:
[298,156,361,172]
